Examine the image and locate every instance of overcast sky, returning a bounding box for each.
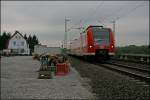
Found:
[1,1,149,47]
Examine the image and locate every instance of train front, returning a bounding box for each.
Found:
[92,26,115,60]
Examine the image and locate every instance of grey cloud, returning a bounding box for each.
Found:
[1,1,149,47]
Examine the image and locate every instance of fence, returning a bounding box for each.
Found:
[114,54,150,63]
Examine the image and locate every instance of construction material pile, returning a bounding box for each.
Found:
[35,54,70,79]
[33,54,40,60]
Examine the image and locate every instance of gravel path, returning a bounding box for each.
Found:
[70,56,150,99]
[1,56,94,99]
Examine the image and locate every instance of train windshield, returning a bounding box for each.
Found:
[93,27,109,45]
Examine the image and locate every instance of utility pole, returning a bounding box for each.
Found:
[79,20,84,50]
[112,20,115,36]
[64,18,70,49]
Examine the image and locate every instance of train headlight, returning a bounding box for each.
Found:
[111,45,114,48]
[89,45,93,48]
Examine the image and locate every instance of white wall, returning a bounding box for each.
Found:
[34,45,61,55]
[8,33,29,54]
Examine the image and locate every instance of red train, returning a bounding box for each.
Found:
[68,25,115,61]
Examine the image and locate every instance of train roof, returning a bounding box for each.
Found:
[81,25,111,33]
[86,25,110,30]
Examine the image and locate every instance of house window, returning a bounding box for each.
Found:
[13,41,16,46]
[21,42,24,46]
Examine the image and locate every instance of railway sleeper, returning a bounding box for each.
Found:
[95,49,109,62]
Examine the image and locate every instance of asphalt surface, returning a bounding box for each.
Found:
[1,56,94,99]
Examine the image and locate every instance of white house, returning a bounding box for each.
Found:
[7,31,30,55]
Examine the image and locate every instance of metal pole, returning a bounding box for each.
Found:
[64,18,70,49]
[64,18,67,49]
[112,20,115,36]
[79,20,84,50]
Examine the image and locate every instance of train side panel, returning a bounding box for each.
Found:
[87,27,95,53]
[70,38,82,55]
[81,32,87,53]
[109,29,115,55]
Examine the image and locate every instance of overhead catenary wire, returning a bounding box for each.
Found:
[71,1,146,29]
[69,1,129,41]
[114,1,146,21]
[99,1,146,24]
[96,1,146,34]
[68,1,104,31]
[81,1,104,27]
[68,1,147,43]
[67,1,104,39]
[97,1,130,25]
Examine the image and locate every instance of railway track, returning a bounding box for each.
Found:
[70,56,150,84]
[107,61,150,73]
[94,61,150,84]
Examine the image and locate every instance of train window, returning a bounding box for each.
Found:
[93,27,110,45]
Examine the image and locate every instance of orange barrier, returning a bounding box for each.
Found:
[55,63,70,76]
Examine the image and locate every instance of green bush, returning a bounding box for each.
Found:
[116,45,150,55]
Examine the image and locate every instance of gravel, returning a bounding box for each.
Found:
[1,56,94,99]
[69,56,150,99]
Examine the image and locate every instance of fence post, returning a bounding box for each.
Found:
[147,58,149,63]
[124,56,128,60]
[140,57,144,62]
[119,56,123,59]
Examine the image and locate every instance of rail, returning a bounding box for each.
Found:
[99,63,150,84]
[114,54,150,63]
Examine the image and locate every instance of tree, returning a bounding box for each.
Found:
[0,31,11,50]
[5,32,11,49]
[32,34,39,45]
[24,34,28,40]
[30,34,39,53]
[27,34,33,54]
[0,33,2,50]
[27,34,39,54]
[116,45,149,54]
